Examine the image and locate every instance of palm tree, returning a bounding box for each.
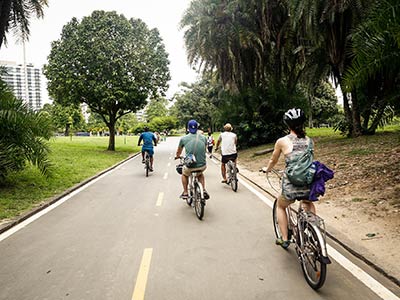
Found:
[0,80,52,181]
[0,0,48,48]
[288,0,371,136]
[343,0,400,133]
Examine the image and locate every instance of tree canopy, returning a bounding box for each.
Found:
[44,10,170,150]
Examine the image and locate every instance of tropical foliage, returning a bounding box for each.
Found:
[0,80,52,182]
[0,0,48,48]
[44,11,170,150]
[180,0,399,142]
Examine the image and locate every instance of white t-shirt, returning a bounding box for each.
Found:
[219,131,237,155]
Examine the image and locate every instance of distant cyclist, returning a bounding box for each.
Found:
[216,123,238,183]
[262,108,315,249]
[138,126,157,172]
[175,120,210,200]
[207,132,215,158]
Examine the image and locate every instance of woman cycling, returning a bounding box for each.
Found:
[263,108,315,249]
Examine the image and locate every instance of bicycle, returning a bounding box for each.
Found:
[144,151,150,177]
[263,169,331,290]
[176,157,206,220]
[226,159,238,192]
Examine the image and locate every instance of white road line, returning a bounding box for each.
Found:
[131,248,153,300]
[0,157,134,242]
[163,172,168,180]
[156,192,164,207]
[240,179,399,300]
[167,162,171,167]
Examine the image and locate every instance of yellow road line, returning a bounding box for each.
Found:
[132,248,153,300]
[156,192,164,206]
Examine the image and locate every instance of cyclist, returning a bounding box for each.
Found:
[262,108,315,249]
[215,123,238,183]
[175,120,210,200]
[137,126,157,172]
[207,131,215,158]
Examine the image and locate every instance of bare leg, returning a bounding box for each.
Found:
[181,175,189,194]
[277,198,290,241]
[198,173,205,189]
[221,163,227,181]
[301,201,316,214]
[150,157,154,169]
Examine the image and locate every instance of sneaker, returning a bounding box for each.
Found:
[203,191,210,200]
[221,179,228,184]
[149,167,153,172]
[275,238,290,249]
[142,159,145,163]
[236,167,239,173]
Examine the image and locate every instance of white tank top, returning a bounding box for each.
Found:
[220,131,237,155]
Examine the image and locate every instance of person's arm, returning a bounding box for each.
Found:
[175,146,183,159]
[215,135,222,150]
[137,134,143,146]
[265,138,283,172]
[152,135,157,147]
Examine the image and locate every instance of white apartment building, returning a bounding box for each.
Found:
[0,60,42,110]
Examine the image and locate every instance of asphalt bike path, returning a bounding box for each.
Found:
[0,137,399,299]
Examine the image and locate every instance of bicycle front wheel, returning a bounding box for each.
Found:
[300,223,327,290]
[145,161,149,177]
[194,182,205,220]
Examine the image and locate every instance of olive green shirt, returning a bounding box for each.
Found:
[178,133,207,168]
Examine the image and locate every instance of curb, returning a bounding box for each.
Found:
[0,153,139,235]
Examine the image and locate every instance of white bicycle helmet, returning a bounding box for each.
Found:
[283,108,306,127]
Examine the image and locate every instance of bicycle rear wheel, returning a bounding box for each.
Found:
[230,163,238,192]
[194,182,204,220]
[186,187,193,206]
[272,199,282,239]
[300,223,327,290]
[145,160,149,177]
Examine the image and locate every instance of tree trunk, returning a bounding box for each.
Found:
[350,91,362,137]
[107,122,116,151]
[64,123,70,136]
[342,92,353,136]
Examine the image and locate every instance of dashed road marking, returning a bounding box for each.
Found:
[132,248,153,300]
[156,192,164,206]
[163,173,168,180]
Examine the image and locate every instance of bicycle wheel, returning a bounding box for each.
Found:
[300,223,327,290]
[145,160,149,177]
[272,199,282,239]
[194,182,204,220]
[230,165,238,192]
[186,186,193,206]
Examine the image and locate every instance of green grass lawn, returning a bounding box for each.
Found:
[0,136,140,221]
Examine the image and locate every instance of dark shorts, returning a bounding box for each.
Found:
[221,153,237,164]
[142,147,154,157]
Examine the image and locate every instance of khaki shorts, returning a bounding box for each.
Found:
[278,194,295,206]
[182,165,206,177]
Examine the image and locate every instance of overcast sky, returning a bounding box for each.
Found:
[0,0,198,101]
